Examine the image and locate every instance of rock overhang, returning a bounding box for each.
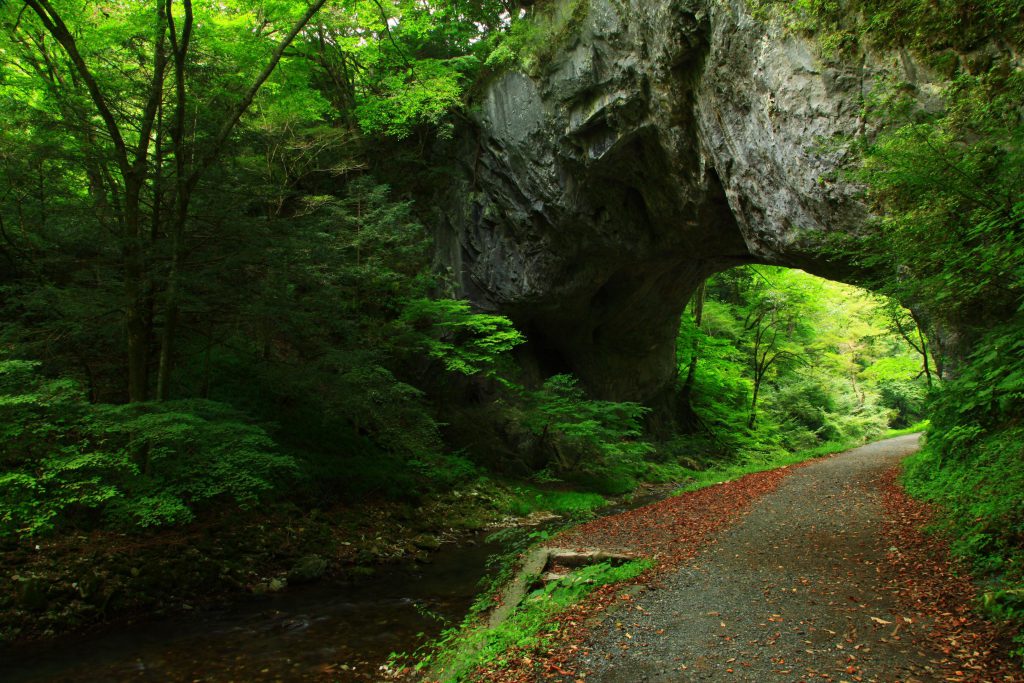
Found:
[434,0,954,412]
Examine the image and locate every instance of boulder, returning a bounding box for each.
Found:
[287,555,328,584]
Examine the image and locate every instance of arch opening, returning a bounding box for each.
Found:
[669,265,933,452]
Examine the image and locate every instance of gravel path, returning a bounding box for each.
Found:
[570,435,948,682]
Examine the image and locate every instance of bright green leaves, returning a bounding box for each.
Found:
[522,374,652,462]
[94,400,294,524]
[850,72,1024,318]
[0,359,129,537]
[677,267,927,454]
[0,360,293,538]
[398,302,652,492]
[401,298,525,377]
[292,0,508,138]
[479,0,588,75]
[355,58,468,138]
[839,70,1024,432]
[934,322,1024,426]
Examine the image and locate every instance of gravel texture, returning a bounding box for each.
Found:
[570,435,960,682]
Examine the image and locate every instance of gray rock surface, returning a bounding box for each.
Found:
[434,0,1004,413]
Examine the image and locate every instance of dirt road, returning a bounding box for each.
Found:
[567,435,1006,682]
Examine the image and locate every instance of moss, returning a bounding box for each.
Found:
[748,0,1022,60]
[483,0,591,78]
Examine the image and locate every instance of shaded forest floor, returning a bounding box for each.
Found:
[475,436,1023,682]
[0,486,520,644]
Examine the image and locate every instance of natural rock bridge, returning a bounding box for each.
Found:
[431,0,947,420]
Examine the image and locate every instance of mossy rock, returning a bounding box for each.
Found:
[287,555,329,584]
[412,534,442,551]
[14,576,49,611]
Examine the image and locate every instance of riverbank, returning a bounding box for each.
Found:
[401,436,880,679]
[0,464,685,647]
[0,482,506,644]
[0,434,915,657]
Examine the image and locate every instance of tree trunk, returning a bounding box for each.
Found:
[155,238,181,401]
[681,280,706,399]
[123,182,150,402]
[918,327,933,387]
[747,378,760,430]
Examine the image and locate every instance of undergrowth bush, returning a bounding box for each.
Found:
[500,487,607,518]
[0,360,294,537]
[903,427,1024,655]
[518,374,653,494]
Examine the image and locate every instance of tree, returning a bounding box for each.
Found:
[883,304,937,387]
[678,266,922,451]
[680,279,707,401]
[740,270,819,429]
[2,0,330,401]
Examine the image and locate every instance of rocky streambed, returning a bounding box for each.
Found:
[0,530,502,683]
[0,481,681,682]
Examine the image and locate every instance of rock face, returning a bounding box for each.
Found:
[433,0,945,417]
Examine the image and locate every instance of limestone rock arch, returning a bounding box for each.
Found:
[433,0,943,420]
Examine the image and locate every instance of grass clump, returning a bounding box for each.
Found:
[417,558,652,682]
[883,419,930,439]
[500,486,607,518]
[673,438,863,494]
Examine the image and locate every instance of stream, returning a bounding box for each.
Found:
[0,535,502,683]
[0,486,673,683]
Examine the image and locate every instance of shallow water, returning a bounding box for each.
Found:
[0,536,501,683]
[0,485,677,683]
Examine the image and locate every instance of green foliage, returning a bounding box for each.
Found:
[846,72,1024,328]
[519,375,653,494]
[883,419,930,439]
[751,0,1023,58]
[678,266,919,457]
[480,0,590,75]
[401,298,525,377]
[0,360,292,537]
[903,428,1024,653]
[673,438,861,494]
[355,58,469,138]
[812,39,1024,653]
[0,0,617,535]
[93,400,295,528]
[415,558,651,682]
[295,0,510,137]
[0,360,129,536]
[499,486,607,518]
[834,67,1022,544]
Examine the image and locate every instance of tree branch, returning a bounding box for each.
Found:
[191,0,330,187]
[22,0,131,180]
[133,2,169,171]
